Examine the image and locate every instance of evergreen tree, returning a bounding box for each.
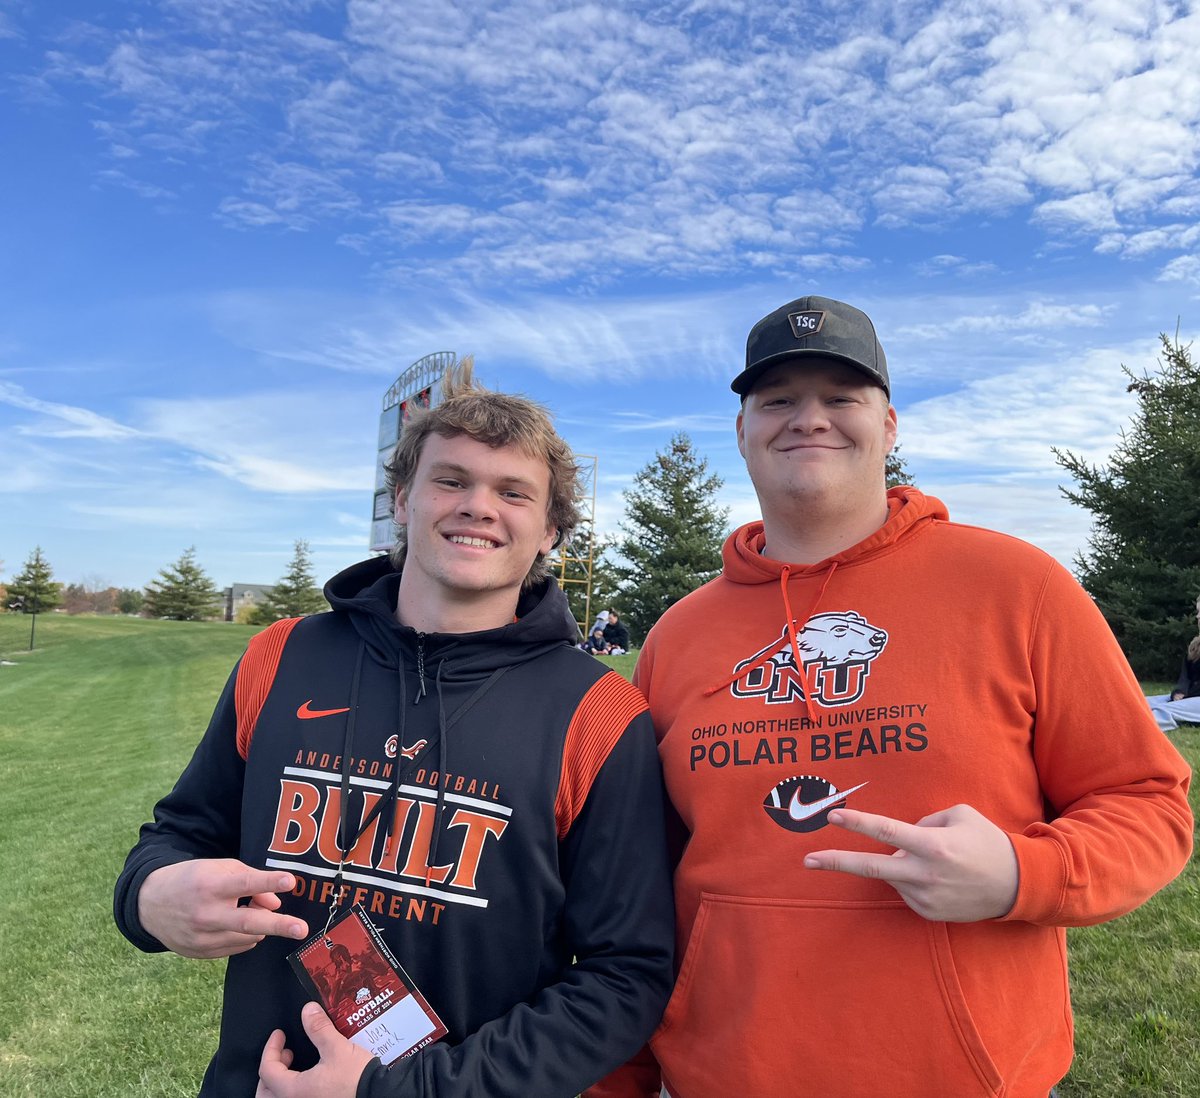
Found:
[1055,332,1200,678]
[7,547,63,613]
[117,588,145,615]
[250,540,328,625]
[886,443,914,488]
[614,433,729,644]
[143,546,222,621]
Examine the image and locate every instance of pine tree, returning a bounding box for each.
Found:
[614,433,729,644]
[7,547,63,613]
[1055,332,1200,678]
[116,588,145,615]
[250,540,328,625]
[143,547,222,621]
[886,443,914,488]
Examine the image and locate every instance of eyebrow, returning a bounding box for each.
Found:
[425,462,543,494]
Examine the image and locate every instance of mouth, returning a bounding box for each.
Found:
[445,534,501,549]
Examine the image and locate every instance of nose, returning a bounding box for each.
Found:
[455,483,500,521]
[786,396,830,433]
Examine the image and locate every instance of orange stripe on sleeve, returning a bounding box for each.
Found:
[554,670,649,839]
[235,617,303,760]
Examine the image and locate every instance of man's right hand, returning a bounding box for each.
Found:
[138,859,309,958]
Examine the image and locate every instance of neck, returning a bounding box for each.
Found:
[761,492,889,565]
[393,573,520,634]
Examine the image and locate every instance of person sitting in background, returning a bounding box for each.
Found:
[582,627,611,656]
[603,611,630,655]
[1147,595,1200,731]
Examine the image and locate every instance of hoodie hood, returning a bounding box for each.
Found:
[320,555,581,890]
[722,485,949,585]
[702,487,949,713]
[323,555,580,675]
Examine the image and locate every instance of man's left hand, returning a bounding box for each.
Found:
[803,804,1019,922]
[256,1002,375,1098]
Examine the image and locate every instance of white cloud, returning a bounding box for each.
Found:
[898,339,1158,473]
[0,381,142,440]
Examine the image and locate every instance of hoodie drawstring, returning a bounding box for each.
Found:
[701,561,839,720]
[427,662,450,887]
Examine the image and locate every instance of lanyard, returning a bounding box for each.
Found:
[321,645,397,936]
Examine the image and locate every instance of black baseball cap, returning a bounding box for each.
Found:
[733,295,890,399]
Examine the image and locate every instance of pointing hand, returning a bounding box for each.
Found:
[138,858,309,958]
[803,804,1019,922]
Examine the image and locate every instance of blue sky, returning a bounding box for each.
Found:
[3,0,1199,592]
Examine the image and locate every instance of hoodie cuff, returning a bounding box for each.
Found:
[113,851,196,953]
[356,1052,418,1098]
[997,829,1068,924]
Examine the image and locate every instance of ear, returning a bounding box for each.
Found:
[394,484,409,526]
[735,408,746,459]
[884,404,898,451]
[537,518,558,558]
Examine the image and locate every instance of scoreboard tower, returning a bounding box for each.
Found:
[370,351,455,553]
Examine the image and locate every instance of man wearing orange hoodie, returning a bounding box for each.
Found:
[591,295,1193,1098]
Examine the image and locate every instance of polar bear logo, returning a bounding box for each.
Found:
[796,612,888,664]
[731,610,888,707]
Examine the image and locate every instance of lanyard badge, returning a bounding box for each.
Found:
[287,663,445,1066]
[289,903,447,1066]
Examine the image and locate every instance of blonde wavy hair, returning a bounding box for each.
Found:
[382,357,582,588]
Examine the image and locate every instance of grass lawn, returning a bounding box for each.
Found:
[0,616,1196,1096]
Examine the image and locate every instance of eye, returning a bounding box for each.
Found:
[434,477,464,489]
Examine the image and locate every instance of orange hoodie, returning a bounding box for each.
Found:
[592,487,1192,1098]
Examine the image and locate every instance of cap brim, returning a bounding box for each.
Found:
[731,350,889,397]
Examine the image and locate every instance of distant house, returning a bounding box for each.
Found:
[224,583,275,622]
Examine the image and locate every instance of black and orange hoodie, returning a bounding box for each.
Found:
[114,556,674,1098]
[592,487,1192,1098]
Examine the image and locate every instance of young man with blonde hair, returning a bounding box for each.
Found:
[593,296,1192,1098]
[116,360,674,1098]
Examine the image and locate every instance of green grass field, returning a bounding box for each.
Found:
[0,615,1196,1097]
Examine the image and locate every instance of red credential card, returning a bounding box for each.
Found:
[289,903,447,1067]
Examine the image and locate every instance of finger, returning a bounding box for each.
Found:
[224,866,296,901]
[248,891,284,912]
[301,1000,341,1052]
[826,808,941,856]
[804,848,926,885]
[230,905,309,942]
[258,1029,293,1096]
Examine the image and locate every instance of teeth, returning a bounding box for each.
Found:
[449,535,495,548]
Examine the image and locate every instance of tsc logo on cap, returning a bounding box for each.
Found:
[788,310,825,339]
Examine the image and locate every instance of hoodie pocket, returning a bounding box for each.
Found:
[650,893,1004,1098]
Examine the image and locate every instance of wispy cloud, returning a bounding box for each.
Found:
[31,1,1200,286]
[0,381,142,440]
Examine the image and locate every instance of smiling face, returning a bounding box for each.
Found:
[736,358,897,521]
[394,432,558,631]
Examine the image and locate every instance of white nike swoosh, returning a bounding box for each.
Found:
[788,781,869,821]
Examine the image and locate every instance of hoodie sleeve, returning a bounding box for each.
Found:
[356,708,676,1098]
[1002,561,1193,926]
[113,662,247,952]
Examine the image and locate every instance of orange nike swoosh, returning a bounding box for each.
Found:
[296,700,351,720]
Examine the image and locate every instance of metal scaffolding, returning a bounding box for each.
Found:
[552,454,598,640]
